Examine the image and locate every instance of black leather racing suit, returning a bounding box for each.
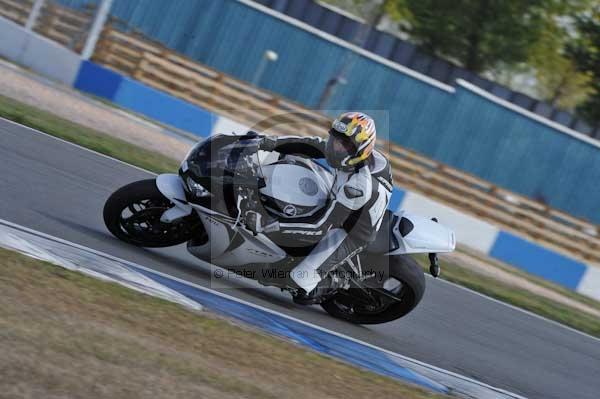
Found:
[259,135,393,293]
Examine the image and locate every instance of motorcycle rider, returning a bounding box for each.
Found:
[256,112,393,304]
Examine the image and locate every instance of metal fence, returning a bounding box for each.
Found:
[254,0,600,139]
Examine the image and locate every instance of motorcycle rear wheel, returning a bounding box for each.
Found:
[103,179,201,248]
[320,254,425,324]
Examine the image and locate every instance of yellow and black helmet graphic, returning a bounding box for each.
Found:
[327,112,376,170]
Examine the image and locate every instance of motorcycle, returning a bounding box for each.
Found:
[103,132,455,324]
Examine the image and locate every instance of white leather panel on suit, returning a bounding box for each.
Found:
[290,228,348,292]
[335,166,372,211]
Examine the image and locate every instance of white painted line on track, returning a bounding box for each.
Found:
[2,116,598,346]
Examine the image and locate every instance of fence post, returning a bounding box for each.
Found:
[81,0,114,60]
[25,0,45,31]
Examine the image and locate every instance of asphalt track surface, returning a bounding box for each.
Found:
[2,118,599,399]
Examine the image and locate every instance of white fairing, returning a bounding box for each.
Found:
[156,174,192,222]
[156,173,192,223]
[260,163,330,207]
[213,227,287,266]
[188,213,231,259]
[388,211,456,255]
[188,204,287,267]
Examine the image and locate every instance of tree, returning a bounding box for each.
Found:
[384,0,582,73]
[321,0,402,32]
[528,17,593,109]
[533,56,593,109]
[567,7,600,126]
[322,0,596,111]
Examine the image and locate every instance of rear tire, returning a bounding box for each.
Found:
[320,255,425,324]
[103,179,200,247]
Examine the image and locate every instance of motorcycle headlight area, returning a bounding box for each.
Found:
[186,176,212,198]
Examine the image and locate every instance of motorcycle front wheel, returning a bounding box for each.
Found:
[320,254,426,325]
[103,179,201,248]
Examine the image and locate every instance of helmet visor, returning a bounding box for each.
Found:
[326,130,357,168]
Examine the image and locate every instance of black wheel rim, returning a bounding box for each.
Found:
[118,199,189,243]
[330,277,409,316]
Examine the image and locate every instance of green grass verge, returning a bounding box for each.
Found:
[0,94,179,174]
[0,248,446,399]
[414,254,600,338]
[1,92,598,338]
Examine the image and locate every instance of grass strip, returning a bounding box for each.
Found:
[0,248,446,399]
[0,94,179,174]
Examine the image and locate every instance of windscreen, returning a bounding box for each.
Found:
[182,134,262,180]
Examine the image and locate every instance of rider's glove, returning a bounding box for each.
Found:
[244,210,279,235]
[259,136,278,152]
[244,210,263,235]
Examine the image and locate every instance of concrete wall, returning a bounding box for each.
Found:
[0,16,81,86]
[0,15,29,61]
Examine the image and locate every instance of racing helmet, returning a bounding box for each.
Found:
[326,112,376,171]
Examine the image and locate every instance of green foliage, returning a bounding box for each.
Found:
[567,7,600,126]
[321,0,401,26]
[534,57,593,109]
[529,17,594,109]
[385,0,585,73]
[323,0,596,111]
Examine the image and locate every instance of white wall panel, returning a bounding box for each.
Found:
[0,16,81,85]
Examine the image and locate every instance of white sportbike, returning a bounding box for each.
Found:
[103,133,455,324]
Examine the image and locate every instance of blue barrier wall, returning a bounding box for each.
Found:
[60,0,600,224]
[73,60,122,99]
[74,61,215,137]
[490,232,588,290]
[114,78,215,136]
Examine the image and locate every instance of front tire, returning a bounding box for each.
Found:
[103,179,200,247]
[320,254,426,324]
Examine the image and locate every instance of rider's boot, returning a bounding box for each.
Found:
[292,275,338,305]
[290,228,363,305]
